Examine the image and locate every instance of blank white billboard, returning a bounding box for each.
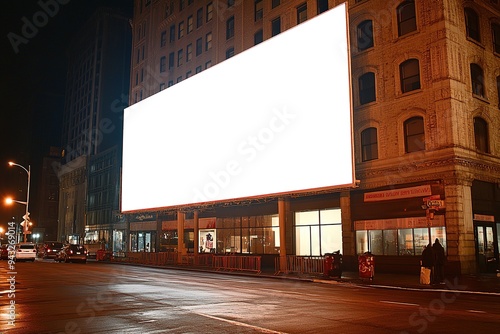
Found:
[122,2,354,212]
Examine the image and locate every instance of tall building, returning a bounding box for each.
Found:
[126,0,500,274]
[58,6,132,246]
[33,146,62,243]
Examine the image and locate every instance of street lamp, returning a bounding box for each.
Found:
[7,161,31,243]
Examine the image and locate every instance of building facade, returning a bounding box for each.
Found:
[126,0,500,274]
[33,147,62,243]
[57,7,132,246]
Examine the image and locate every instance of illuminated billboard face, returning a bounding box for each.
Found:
[122,3,353,212]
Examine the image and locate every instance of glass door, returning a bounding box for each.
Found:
[474,223,499,273]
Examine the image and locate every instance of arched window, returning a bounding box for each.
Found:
[359,72,376,105]
[474,117,489,153]
[361,127,378,161]
[470,63,484,97]
[465,8,480,42]
[400,59,421,93]
[404,117,425,153]
[357,20,373,51]
[397,0,417,36]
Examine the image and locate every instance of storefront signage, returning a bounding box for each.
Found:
[473,214,495,222]
[354,215,445,230]
[113,211,126,223]
[131,213,156,221]
[364,185,432,202]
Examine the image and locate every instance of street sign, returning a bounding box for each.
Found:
[427,200,444,207]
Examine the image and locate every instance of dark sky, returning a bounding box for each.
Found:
[0,0,133,230]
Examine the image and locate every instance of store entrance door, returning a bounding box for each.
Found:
[474,222,498,273]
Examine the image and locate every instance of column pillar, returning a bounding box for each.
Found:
[444,177,475,274]
[177,211,185,263]
[193,210,199,255]
[340,191,355,269]
[278,198,288,273]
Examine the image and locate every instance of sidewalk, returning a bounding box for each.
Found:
[280,270,500,295]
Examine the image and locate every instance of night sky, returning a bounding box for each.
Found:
[0,0,133,230]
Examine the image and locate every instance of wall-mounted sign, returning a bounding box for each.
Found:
[364,185,432,202]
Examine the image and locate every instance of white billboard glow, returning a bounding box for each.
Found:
[122,3,354,212]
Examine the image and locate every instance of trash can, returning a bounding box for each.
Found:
[324,251,343,278]
[358,251,374,280]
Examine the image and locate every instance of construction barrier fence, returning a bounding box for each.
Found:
[275,255,324,275]
[110,252,261,273]
[213,255,261,273]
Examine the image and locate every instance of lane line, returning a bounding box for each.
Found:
[137,319,158,324]
[467,310,486,314]
[191,311,289,334]
[380,300,419,307]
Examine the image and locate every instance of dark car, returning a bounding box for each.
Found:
[1,244,10,260]
[41,241,64,259]
[55,244,87,263]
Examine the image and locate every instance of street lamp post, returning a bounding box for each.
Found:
[8,161,31,243]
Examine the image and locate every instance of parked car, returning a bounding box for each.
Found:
[15,243,37,261]
[40,241,64,259]
[55,244,87,263]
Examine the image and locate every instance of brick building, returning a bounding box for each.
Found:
[126,0,500,274]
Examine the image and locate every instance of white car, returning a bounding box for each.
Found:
[15,243,37,261]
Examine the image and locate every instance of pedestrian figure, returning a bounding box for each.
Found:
[433,238,446,284]
[420,244,434,285]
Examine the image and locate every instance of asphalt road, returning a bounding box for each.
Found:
[1,259,499,333]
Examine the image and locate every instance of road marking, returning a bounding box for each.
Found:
[137,319,158,324]
[380,300,419,307]
[467,309,486,314]
[191,311,289,334]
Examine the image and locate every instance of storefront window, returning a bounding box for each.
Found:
[356,230,368,254]
[497,224,500,256]
[113,230,126,254]
[295,208,342,256]
[160,230,178,252]
[413,228,428,255]
[321,224,342,254]
[214,215,279,254]
[185,230,194,252]
[130,231,156,252]
[383,230,398,255]
[369,230,383,255]
[356,227,447,256]
[84,231,99,244]
[398,229,414,255]
[296,225,312,255]
[217,226,236,253]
